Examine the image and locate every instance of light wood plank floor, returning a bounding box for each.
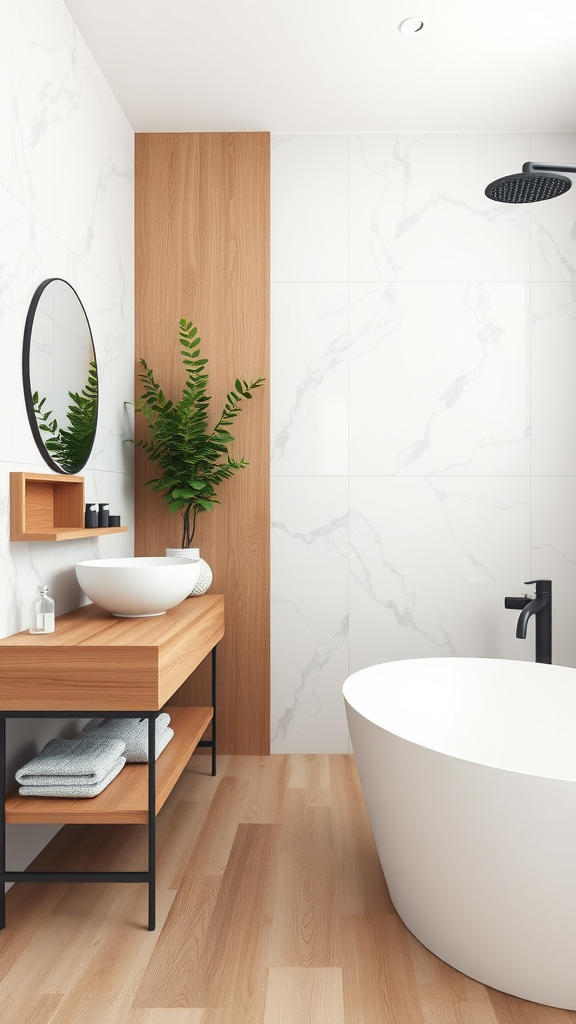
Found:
[0,754,574,1024]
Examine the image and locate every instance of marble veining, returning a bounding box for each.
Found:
[1,0,134,875]
[271,284,348,475]
[349,133,532,283]
[348,281,529,477]
[271,601,348,747]
[271,132,576,751]
[348,507,458,657]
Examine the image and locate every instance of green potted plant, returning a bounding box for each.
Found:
[134,318,265,593]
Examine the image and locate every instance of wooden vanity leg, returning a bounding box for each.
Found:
[211,645,217,777]
[147,713,156,931]
[0,713,5,929]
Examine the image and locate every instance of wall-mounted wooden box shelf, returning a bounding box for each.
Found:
[10,472,128,542]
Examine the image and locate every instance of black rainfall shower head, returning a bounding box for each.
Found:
[485,173,571,204]
[485,162,576,204]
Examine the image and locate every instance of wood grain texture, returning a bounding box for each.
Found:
[16,526,128,542]
[487,989,576,1024]
[9,473,125,541]
[288,754,331,807]
[133,774,251,1008]
[329,755,394,916]
[126,1012,204,1024]
[134,132,270,755]
[10,473,83,539]
[3,755,574,1024]
[340,914,424,1024]
[264,967,344,1024]
[0,992,63,1024]
[269,790,339,969]
[47,887,176,1024]
[229,753,289,824]
[408,923,502,1024]
[0,595,223,710]
[199,823,281,1023]
[5,707,213,824]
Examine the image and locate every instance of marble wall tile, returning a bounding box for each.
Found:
[0,0,12,189]
[9,0,56,225]
[9,0,134,302]
[0,185,11,464]
[531,282,576,476]
[271,283,348,476]
[7,192,59,463]
[531,477,576,670]
[349,477,531,674]
[271,134,348,282]
[52,1,134,301]
[349,133,531,282]
[1,0,134,875]
[530,133,576,283]
[271,477,349,753]
[349,282,530,476]
[271,131,576,753]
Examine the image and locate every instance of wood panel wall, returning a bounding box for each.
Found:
[134,133,270,755]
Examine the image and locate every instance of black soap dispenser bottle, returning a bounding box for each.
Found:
[85,503,98,528]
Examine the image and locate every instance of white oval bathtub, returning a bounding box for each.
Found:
[343,657,576,1010]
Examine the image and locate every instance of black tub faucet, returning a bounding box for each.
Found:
[504,579,552,664]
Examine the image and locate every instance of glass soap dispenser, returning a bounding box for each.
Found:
[29,585,55,634]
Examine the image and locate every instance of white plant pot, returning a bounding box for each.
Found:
[165,548,213,596]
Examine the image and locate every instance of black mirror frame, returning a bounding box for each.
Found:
[22,278,99,476]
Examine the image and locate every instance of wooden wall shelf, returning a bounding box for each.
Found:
[10,472,128,542]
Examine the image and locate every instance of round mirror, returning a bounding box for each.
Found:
[23,279,98,475]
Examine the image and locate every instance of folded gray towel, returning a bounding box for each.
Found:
[150,726,173,760]
[15,733,127,786]
[19,757,126,798]
[83,713,173,762]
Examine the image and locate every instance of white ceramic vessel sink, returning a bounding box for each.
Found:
[75,557,202,617]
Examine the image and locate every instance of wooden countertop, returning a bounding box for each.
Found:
[0,595,224,711]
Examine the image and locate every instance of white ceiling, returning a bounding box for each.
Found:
[63,0,576,133]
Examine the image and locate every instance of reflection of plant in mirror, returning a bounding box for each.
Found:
[33,360,98,474]
[135,319,265,548]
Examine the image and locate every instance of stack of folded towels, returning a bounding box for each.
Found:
[16,713,174,799]
[82,712,174,763]
[16,732,127,798]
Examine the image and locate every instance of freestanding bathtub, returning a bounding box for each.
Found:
[343,657,576,1010]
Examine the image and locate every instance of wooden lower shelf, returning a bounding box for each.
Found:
[4,706,213,825]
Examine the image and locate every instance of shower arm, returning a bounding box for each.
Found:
[522,162,576,174]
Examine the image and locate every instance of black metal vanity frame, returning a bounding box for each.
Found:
[0,645,217,932]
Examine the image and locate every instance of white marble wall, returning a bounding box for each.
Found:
[0,0,134,868]
[271,132,576,753]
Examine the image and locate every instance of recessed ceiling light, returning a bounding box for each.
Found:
[400,17,424,34]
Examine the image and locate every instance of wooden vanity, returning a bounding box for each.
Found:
[0,594,224,928]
